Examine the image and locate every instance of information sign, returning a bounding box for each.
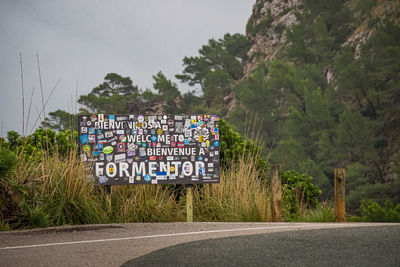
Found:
[78,114,220,185]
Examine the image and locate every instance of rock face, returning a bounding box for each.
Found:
[244,0,400,78]
[244,0,302,76]
[343,0,400,59]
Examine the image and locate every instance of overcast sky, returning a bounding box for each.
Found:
[0,0,254,138]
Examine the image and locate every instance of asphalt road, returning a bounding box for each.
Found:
[0,222,399,266]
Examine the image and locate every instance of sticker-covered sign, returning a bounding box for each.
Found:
[78,115,220,185]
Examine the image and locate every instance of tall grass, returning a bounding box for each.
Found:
[1,140,273,229]
[109,185,183,223]
[296,201,335,222]
[193,153,271,222]
[11,146,109,227]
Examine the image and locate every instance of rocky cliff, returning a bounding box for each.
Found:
[244,0,400,79]
[244,0,302,76]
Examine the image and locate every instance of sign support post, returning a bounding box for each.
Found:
[186,184,193,222]
[105,185,112,212]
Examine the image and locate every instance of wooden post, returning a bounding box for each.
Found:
[334,168,345,222]
[271,165,282,222]
[186,185,193,222]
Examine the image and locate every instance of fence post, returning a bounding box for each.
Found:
[186,185,193,222]
[271,165,282,222]
[334,168,346,222]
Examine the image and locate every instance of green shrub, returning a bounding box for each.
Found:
[282,170,321,220]
[254,15,274,35]
[274,23,285,35]
[0,147,17,178]
[246,20,255,35]
[6,128,78,158]
[360,200,400,222]
[347,182,400,214]
[299,201,335,222]
[0,146,23,224]
[279,7,292,17]
[219,119,267,172]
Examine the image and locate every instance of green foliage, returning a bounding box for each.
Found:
[360,200,400,222]
[279,7,292,17]
[6,128,78,157]
[176,33,250,115]
[152,71,181,114]
[41,109,78,131]
[246,20,255,35]
[0,146,22,225]
[298,201,335,222]
[273,23,285,34]
[0,147,17,178]
[234,4,400,211]
[347,181,400,213]
[21,205,51,228]
[219,119,266,172]
[253,15,274,35]
[281,170,321,220]
[78,73,150,114]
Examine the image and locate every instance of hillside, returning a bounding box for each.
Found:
[229,0,400,210]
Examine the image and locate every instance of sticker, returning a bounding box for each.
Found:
[117,142,125,152]
[80,134,89,144]
[83,144,91,153]
[103,146,114,154]
[99,176,107,184]
[119,135,127,142]
[88,135,96,143]
[114,154,126,163]
[144,174,151,182]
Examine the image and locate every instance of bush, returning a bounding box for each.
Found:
[254,15,274,35]
[360,200,400,222]
[347,182,400,214]
[282,170,322,220]
[219,119,267,174]
[298,201,335,222]
[6,128,78,158]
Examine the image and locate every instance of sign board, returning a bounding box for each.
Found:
[78,114,220,185]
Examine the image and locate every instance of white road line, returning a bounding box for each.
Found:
[0,224,371,250]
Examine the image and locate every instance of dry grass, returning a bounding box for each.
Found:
[193,153,271,222]
[3,139,272,229]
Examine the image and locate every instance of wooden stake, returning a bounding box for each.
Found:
[334,168,346,222]
[186,185,193,222]
[271,164,282,222]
